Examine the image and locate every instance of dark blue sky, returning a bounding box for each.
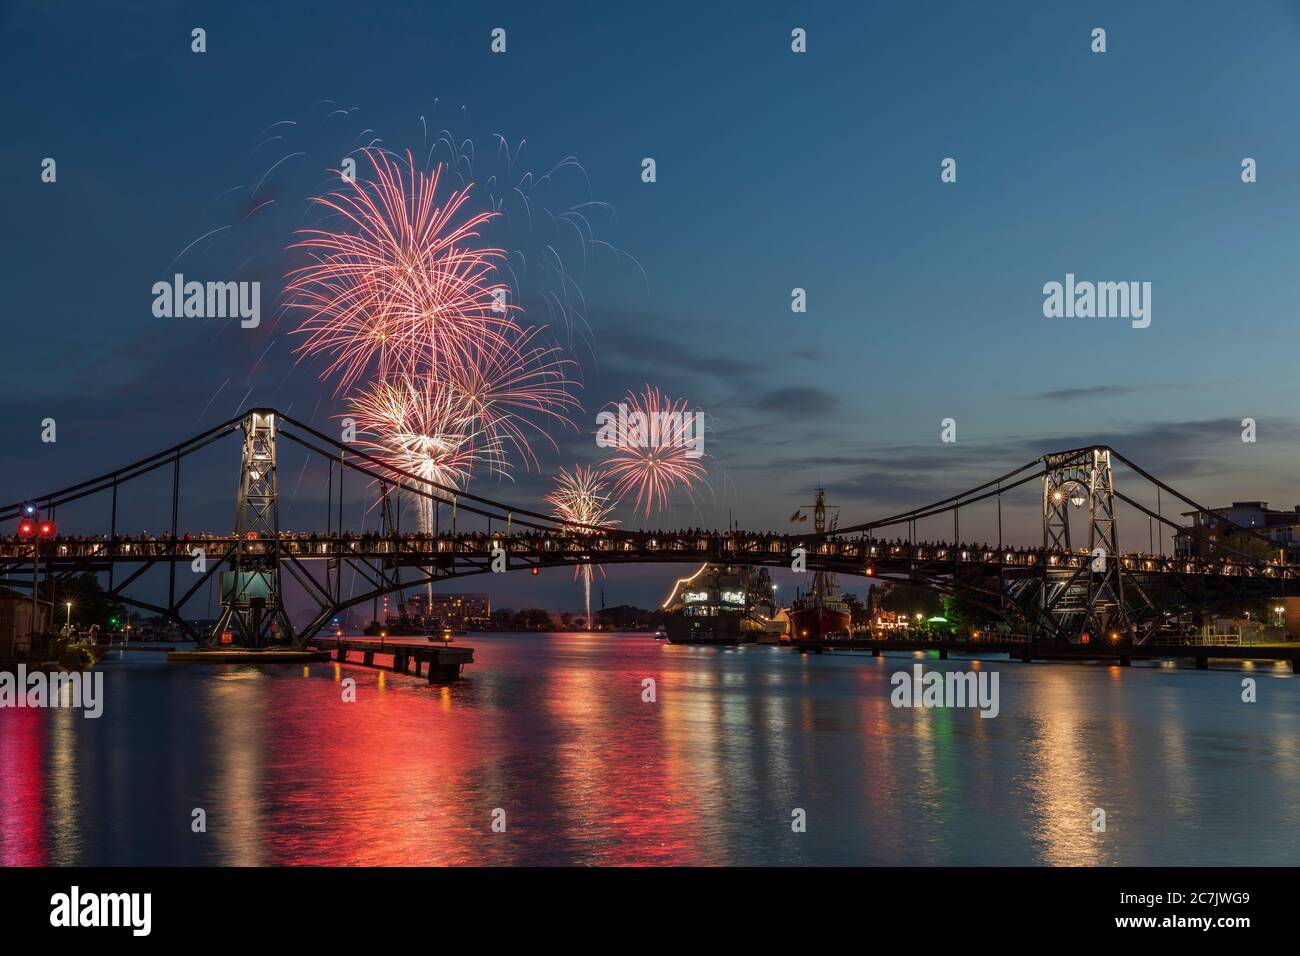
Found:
[5,0,1300,613]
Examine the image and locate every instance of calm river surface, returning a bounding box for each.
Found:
[1,633,1297,866]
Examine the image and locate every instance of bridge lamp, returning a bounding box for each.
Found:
[17,520,34,538]
[38,521,55,538]
[20,503,37,519]
[1070,492,1086,508]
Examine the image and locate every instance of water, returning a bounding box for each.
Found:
[1,634,1297,866]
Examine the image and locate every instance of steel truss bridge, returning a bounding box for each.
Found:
[1,409,1294,648]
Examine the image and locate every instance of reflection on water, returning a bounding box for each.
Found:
[0,634,1296,865]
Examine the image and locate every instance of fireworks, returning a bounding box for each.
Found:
[547,465,617,532]
[289,145,583,524]
[286,148,517,393]
[547,466,619,627]
[447,323,581,475]
[347,377,500,523]
[598,385,708,518]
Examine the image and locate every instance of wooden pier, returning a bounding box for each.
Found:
[788,637,1300,671]
[310,638,474,683]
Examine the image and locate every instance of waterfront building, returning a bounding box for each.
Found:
[1175,501,1300,561]
[400,593,491,629]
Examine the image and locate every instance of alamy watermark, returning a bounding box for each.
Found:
[50,886,150,936]
[595,403,705,458]
[0,665,103,718]
[1042,273,1150,329]
[890,664,999,718]
[152,273,260,328]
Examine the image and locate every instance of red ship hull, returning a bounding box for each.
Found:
[787,606,851,640]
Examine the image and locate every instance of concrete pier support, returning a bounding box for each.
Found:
[1196,656,1209,670]
[427,662,460,684]
[939,649,948,660]
[1118,655,1131,667]
[871,648,881,657]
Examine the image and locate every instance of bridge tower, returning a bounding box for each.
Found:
[212,410,293,647]
[1040,448,1130,642]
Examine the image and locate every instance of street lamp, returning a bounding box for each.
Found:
[17,513,55,643]
[65,601,72,629]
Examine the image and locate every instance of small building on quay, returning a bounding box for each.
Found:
[0,588,52,660]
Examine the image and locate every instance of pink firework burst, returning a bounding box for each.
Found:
[598,385,708,518]
[286,148,517,393]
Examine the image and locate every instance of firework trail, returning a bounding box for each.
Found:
[599,385,709,519]
[546,466,618,628]
[447,323,581,475]
[286,148,518,393]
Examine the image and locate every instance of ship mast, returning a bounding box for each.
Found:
[810,489,838,601]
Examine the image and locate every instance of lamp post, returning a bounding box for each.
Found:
[65,601,73,630]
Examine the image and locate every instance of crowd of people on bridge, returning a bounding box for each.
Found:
[0,526,1277,572]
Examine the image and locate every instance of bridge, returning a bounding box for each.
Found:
[1,409,1295,648]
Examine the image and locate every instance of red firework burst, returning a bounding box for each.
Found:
[598,385,708,518]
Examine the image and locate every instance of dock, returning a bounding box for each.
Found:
[310,637,474,683]
[788,637,1300,671]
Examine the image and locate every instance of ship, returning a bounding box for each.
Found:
[661,564,773,645]
[786,489,853,640]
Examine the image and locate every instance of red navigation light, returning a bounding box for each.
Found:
[865,566,874,576]
[38,521,55,538]
[531,566,539,575]
[17,520,34,538]
[1080,632,1091,644]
